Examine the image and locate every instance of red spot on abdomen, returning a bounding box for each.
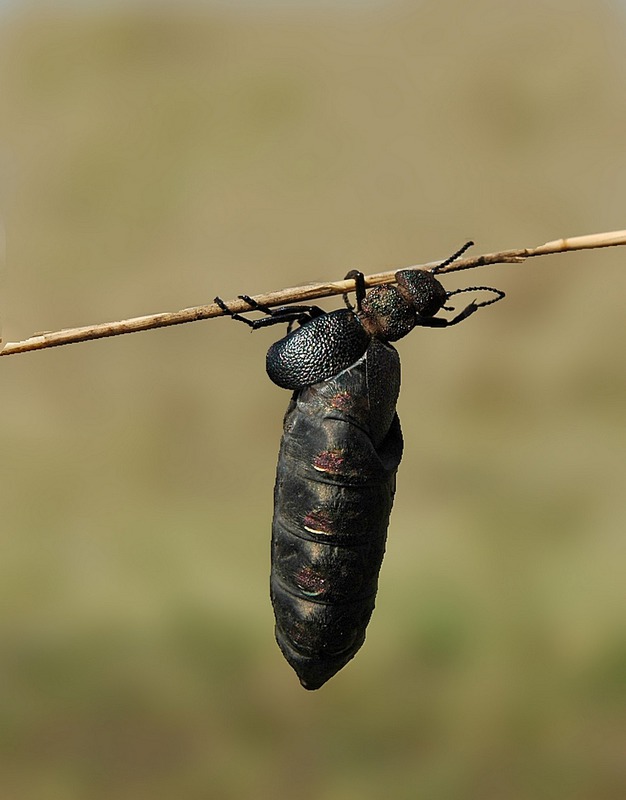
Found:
[313,449,345,474]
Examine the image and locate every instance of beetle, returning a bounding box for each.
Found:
[215,243,504,689]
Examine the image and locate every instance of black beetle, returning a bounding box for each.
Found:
[215,243,504,690]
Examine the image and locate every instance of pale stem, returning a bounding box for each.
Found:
[1,229,625,357]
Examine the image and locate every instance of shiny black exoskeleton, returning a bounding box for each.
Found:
[215,243,504,690]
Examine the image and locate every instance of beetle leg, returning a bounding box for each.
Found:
[238,311,318,330]
[414,302,479,327]
[343,270,367,311]
[241,296,326,321]
[415,286,504,328]
[245,301,326,330]
[238,294,274,315]
[214,295,326,330]
[214,295,257,327]
[444,301,481,325]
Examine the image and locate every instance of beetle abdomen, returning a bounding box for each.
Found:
[270,339,403,689]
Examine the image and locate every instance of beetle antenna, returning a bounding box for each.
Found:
[431,240,474,274]
[446,285,505,309]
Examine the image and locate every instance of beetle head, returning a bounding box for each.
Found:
[395,269,448,317]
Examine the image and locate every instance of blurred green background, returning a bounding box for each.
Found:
[1,1,625,798]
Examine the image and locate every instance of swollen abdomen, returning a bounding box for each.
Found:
[270,340,403,689]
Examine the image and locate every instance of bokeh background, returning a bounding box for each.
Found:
[1,1,625,798]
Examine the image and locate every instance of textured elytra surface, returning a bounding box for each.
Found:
[266,309,371,390]
[270,339,403,690]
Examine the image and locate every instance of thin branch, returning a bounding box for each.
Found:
[1,229,625,357]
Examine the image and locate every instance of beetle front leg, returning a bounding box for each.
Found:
[443,301,481,326]
[414,302,479,328]
[415,285,505,328]
[343,270,367,312]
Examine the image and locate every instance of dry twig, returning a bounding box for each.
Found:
[1,229,624,358]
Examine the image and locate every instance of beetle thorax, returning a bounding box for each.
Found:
[358,285,416,342]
